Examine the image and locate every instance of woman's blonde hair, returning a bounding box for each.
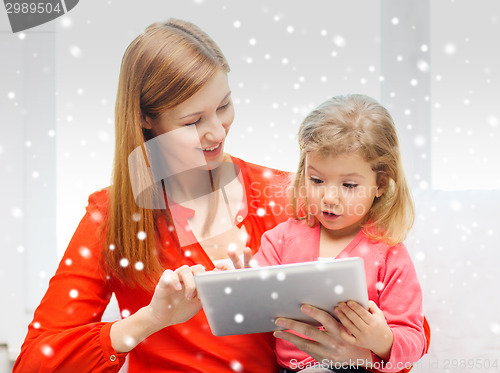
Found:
[105,19,230,289]
[291,94,414,245]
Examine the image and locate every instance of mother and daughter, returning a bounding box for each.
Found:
[14,19,429,373]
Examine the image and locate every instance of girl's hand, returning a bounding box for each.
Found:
[146,264,205,331]
[273,304,373,367]
[335,300,393,361]
[227,246,255,269]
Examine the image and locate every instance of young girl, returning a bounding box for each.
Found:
[235,94,427,372]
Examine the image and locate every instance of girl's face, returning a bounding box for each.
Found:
[142,69,234,172]
[305,151,384,238]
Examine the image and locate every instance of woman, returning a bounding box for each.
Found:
[13,19,372,373]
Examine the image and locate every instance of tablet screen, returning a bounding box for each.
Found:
[194,258,368,336]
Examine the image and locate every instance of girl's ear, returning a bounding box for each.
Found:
[376,186,385,198]
[376,173,388,198]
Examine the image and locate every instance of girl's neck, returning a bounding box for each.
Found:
[319,223,363,258]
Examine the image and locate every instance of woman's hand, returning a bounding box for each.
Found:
[146,264,206,331]
[273,304,373,368]
[334,300,393,361]
[111,264,205,353]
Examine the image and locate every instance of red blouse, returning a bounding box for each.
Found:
[13,156,291,373]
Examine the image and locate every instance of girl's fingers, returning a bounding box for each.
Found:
[243,247,255,268]
[273,330,326,358]
[346,300,372,322]
[275,317,325,342]
[338,325,358,345]
[335,302,367,331]
[368,300,383,317]
[300,304,342,332]
[228,249,243,269]
[335,304,360,335]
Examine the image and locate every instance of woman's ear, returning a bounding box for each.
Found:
[142,114,154,130]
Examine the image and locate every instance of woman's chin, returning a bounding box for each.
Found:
[205,157,224,170]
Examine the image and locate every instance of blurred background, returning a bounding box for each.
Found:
[1,0,499,371]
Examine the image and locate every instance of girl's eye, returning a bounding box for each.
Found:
[309,177,323,184]
[343,183,358,189]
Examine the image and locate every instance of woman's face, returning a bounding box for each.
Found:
[143,69,234,173]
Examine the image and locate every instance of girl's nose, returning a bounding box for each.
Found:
[322,186,340,206]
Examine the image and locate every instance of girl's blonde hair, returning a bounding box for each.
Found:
[105,19,230,289]
[291,94,414,245]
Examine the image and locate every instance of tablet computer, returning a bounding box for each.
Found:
[194,257,368,336]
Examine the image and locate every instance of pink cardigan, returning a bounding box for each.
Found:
[254,218,426,373]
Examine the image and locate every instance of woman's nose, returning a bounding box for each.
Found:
[202,116,226,143]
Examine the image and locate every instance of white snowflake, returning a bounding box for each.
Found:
[230,360,243,372]
[79,246,91,258]
[444,43,457,55]
[487,115,498,128]
[69,45,82,58]
[60,16,72,28]
[41,345,54,357]
[124,335,136,347]
[332,35,346,48]
[234,313,244,323]
[10,207,23,219]
[414,136,426,147]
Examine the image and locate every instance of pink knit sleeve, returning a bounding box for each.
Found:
[253,227,283,266]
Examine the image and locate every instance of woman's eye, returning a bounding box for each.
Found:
[309,177,323,184]
[343,183,358,189]
[217,101,231,111]
[186,118,201,126]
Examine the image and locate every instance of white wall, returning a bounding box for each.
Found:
[1,1,499,372]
